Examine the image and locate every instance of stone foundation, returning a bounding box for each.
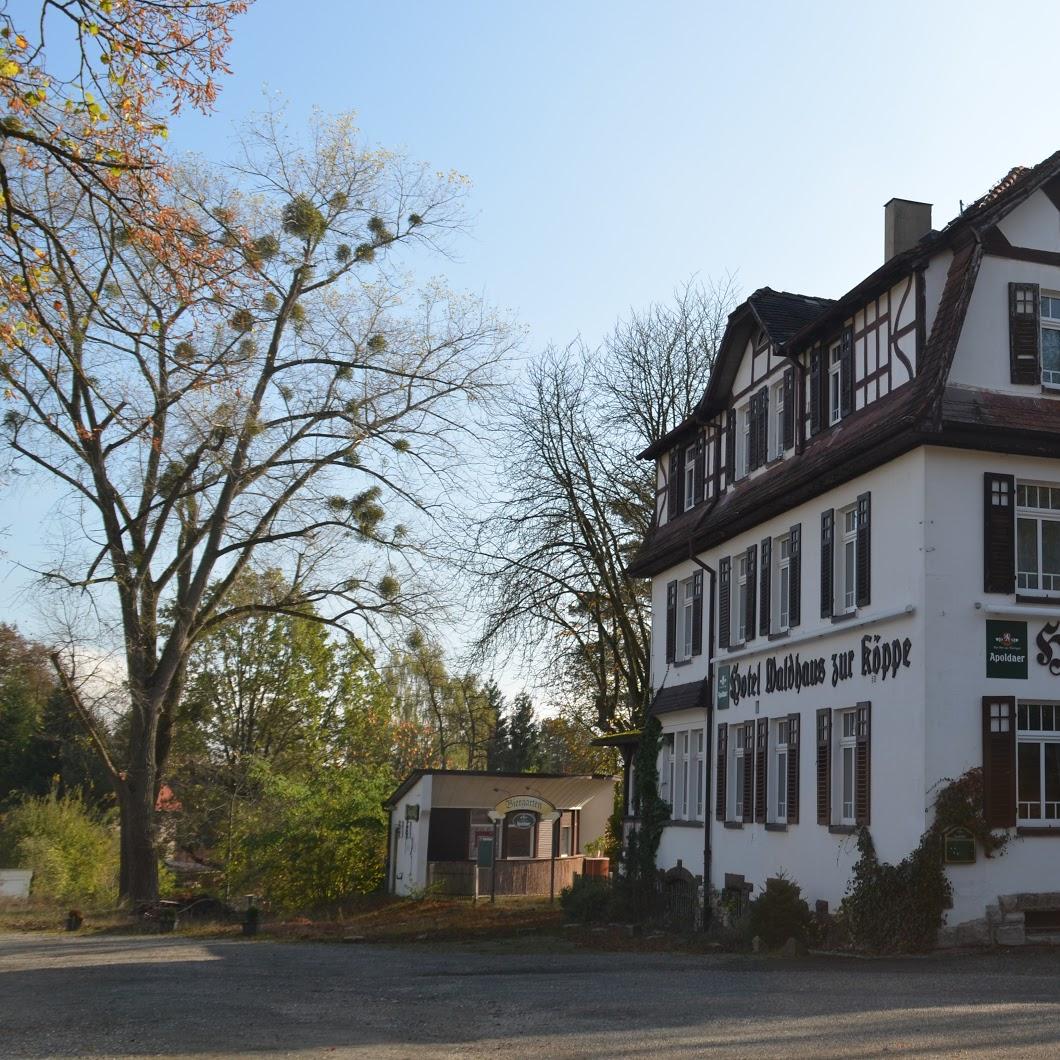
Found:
[937,891,1060,948]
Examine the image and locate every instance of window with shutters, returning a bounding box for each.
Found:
[837,506,858,613]
[829,342,842,425]
[775,533,792,632]
[1016,482,1060,594]
[1017,702,1060,825]
[683,442,697,511]
[733,724,748,820]
[838,709,857,825]
[1041,294,1060,388]
[773,718,789,824]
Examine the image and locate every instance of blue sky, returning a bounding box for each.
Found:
[5,0,1060,631]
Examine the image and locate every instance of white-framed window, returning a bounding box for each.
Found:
[829,342,842,425]
[733,553,748,644]
[679,730,690,819]
[838,505,858,612]
[559,822,573,857]
[679,575,696,660]
[775,534,792,632]
[1016,482,1060,593]
[683,443,697,511]
[1040,294,1060,388]
[838,710,857,825]
[733,724,748,820]
[770,379,785,460]
[659,734,673,806]
[737,404,750,478]
[1017,702,1060,824]
[695,728,705,820]
[773,718,789,824]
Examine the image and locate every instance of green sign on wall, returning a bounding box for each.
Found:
[986,620,1027,679]
[717,664,730,710]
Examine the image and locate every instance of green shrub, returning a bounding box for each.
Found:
[0,792,118,902]
[747,874,815,950]
[559,874,612,924]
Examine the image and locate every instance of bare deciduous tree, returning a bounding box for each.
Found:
[1,110,512,901]
[472,278,736,733]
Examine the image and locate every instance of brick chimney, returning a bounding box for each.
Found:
[884,198,932,261]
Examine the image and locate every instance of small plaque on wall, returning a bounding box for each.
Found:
[943,827,976,865]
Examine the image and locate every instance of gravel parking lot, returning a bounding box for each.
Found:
[2,932,1060,1058]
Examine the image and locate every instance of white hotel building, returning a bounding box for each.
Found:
[626,154,1060,943]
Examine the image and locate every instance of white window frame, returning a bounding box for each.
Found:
[838,709,857,825]
[770,379,785,460]
[838,505,858,613]
[733,554,748,644]
[695,728,705,820]
[679,730,690,819]
[775,534,791,632]
[829,342,842,425]
[737,404,750,479]
[659,734,673,806]
[1016,481,1060,594]
[683,443,697,512]
[1041,293,1060,389]
[773,718,789,824]
[733,724,747,820]
[1017,702,1060,825]
[678,575,696,660]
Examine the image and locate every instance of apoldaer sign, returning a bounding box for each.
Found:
[986,620,1028,679]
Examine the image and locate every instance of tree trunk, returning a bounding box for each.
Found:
[118,782,160,904]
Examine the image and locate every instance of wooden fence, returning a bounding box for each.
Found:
[427,856,586,897]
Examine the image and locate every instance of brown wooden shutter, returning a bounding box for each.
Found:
[693,434,705,505]
[725,412,736,482]
[782,366,795,451]
[755,717,768,823]
[742,721,755,823]
[854,702,871,825]
[718,558,731,649]
[983,473,1016,593]
[787,712,800,824]
[789,523,802,627]
[820,508,834,619]
[745,544,757,642]
[856,492,871,608]
[691,570,703,656]
[840,325,854,417]
[816,708,831,825]
[715,723,727,821]
[759,537,771,638]
[665,580,677,663]
[982,696,1017,828]
[809,348,822,435]
[1008,282,1041,384]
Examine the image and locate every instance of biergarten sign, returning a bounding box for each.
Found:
[724,633,914,708]
[986,620,1027,679]
[488,795,560,822]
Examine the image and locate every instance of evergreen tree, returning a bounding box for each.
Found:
[507,693,541,773]
[485,682,510,771]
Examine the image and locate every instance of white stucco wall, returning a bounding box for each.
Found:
[389,775,431,896]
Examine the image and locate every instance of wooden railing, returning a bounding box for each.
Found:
[426,856,586,896]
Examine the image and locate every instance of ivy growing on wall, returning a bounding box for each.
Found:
[841,767,1008,952]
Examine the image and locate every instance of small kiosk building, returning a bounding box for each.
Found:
[385,770,617,897]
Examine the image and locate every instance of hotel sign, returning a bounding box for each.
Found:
[1037,620,1060,677]
[986,620,1027,679]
